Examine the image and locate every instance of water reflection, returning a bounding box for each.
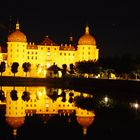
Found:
[0,86,95,138]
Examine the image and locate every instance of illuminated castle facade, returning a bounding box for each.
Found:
[1,21,99,77]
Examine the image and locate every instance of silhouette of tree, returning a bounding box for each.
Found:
[68,92,74,103]
[0,89,5,102]
[22,91,30,101]
[22,62,31,77]
[69,63,75,74]
[11,62,19,76]
[62,64,67,76]
[48,91,58,102]
[10,89,18,101]
[0,61,6,76]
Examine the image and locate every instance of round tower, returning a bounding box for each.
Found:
[7,20,28,70]
[76,25,99,62]
[76,107,95,135]
[5,89,26,137]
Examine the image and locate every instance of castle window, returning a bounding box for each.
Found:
[28,52,30,54]
[64,53,66,56]
[54,48,56,50]
[32,52,34,54]
[82,52,84,55]
[27,56,29,59]
[88,47,90,49]
[35,56,37,59]
[60,53,62,55]
[48,47,50,50]
[83,47,84,49]
[88,52,90,55]
[17,49,19,52]
[36,52,38,55]
[69,53,70,56]
[11,49,12,52]
[31,56,33,59]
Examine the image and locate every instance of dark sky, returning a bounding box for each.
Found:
[0,0,140,57]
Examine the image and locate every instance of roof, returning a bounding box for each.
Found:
[47,64,61,71]
[40,36,57,46]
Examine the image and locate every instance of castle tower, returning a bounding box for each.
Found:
[7,20,28,68]
[76,107,95,135]
[5,89,26,137]
[76,25,99,62]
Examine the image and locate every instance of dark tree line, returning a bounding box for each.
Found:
[75,55,140,79]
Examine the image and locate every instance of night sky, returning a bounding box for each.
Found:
[0,0,139,57]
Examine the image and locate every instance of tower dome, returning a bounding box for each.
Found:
[5,117,25,136]
[78,25,96,45]
[76,108,95,135]
[8,21,27,42]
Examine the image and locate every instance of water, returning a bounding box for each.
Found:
[0,86,140,140]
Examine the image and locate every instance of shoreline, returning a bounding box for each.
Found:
[0,76,140,95]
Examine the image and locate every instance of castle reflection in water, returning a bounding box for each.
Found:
[0,86,95,138]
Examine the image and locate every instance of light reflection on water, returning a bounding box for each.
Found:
[0,86,140,140]
[0,86,95,139]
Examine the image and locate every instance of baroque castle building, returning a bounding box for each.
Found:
[0,21,99,77]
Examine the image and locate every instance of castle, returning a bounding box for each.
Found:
[0,21,99,77]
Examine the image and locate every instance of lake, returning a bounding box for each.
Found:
[0,85,140,140]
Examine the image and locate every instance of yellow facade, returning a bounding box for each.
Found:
[1,22,99,77]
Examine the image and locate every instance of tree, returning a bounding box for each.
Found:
[22,91,30,101]
[0,61,6,76]
[22,62,31,77]
[62,64,67,76]
[11,62,19,76]
[69,63,75,74]
[0,88,5,102]
[10,89,18,101]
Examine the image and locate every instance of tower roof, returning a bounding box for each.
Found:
[8,22,27,42]
[78,25,96,45]
[40,36,57,46]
